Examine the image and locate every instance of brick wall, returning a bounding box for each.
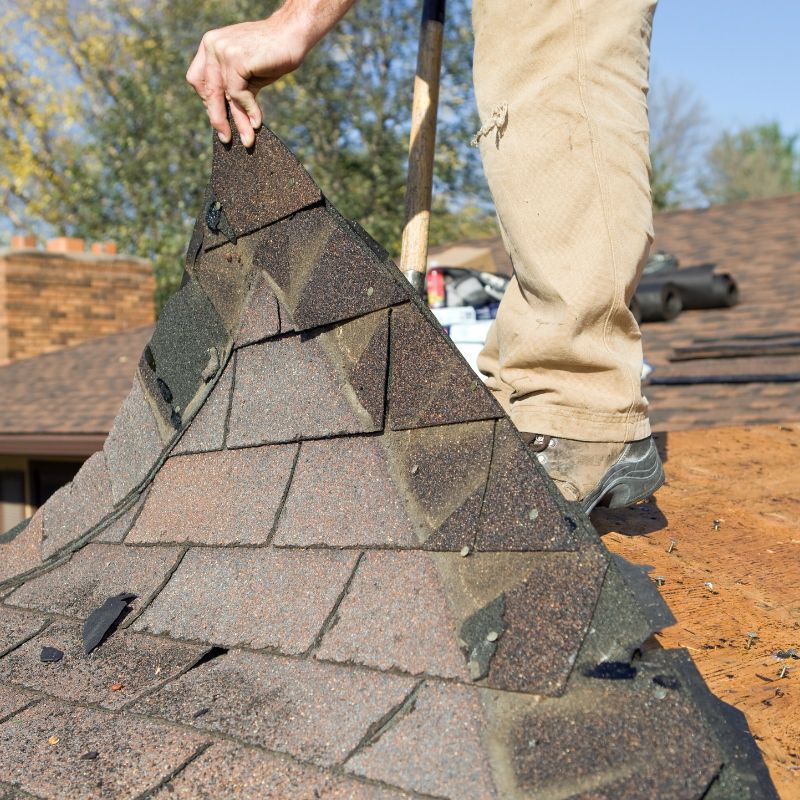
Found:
[0,242,155,365]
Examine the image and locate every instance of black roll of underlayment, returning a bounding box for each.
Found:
[644,263,740,310]
[631,281,683,323]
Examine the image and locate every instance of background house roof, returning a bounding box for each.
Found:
[0,326,152,456]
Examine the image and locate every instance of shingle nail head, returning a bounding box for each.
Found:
[655,576,665,587]
[460,546,471,557]
[486,631,499,643]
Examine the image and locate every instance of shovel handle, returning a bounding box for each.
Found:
[400,0,446,295]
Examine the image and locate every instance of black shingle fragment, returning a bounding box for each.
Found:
[39,647,64,663]
[83,592,137,654]
[146,276,229,416]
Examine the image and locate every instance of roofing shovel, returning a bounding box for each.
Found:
[400,0,447,297]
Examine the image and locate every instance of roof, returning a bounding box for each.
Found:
[0,124,777,800]
[644,194,800,431]
[0,326,153,456]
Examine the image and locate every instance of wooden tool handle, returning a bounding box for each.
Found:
[400,0,446,294]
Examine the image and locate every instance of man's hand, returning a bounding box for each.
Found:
[187,1,356,148]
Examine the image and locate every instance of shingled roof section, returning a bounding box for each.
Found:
[0,125,778,800]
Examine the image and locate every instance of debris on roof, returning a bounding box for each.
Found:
[0,123,778,799]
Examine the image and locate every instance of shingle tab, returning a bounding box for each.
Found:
[346,682,497,799]
[316,552,469,679]
[387,302,503,430]
[133,548,359,654]
[484,549,608,695]
[8,543,182,619]
[506,675,721,799]
[0,619,207,710]
[41,451,114,559]
[135,650,414,767]
[227,311,388,447]
[476,419,580,551]
[155,741,411,799]
[171,358,234,456]
[206,125,322,245]
[234,270,282,347]
[251,206,408,331]
[103,377,165,504]
[93,489,149,544]
[128,445,297,545]
[0,607,47,657]
[0,683,37,722]
[384,421,494,550]
[191,241,256,334]
[0,700,205,799]
[273,438,417,547]
[0,511,43,583]
[145,275,229,419]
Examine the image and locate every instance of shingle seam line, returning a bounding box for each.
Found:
[119,545,190,630]
[130,741,213,800]
[304,551,365,657]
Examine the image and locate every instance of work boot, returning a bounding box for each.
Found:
[521,433,664,514]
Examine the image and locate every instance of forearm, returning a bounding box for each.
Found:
[275,0,358,57]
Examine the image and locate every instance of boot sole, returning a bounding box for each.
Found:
[582,441,665,514]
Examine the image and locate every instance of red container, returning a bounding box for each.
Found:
[427,267,446,308]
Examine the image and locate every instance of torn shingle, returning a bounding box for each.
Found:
[206,125,321,246]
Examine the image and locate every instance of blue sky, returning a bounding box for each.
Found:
[651,2,800,135]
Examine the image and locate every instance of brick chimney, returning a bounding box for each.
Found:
[46,237,86,253]
[0,238,155,365]
[10,235,37,249]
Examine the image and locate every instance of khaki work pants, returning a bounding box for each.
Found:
[473,0,657,443]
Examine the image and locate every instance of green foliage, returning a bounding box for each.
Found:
[0,0,491,309]
[699,122,800,205]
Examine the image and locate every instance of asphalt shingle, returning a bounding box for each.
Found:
[0,700,206,799]
[40,451,114,559]
[7,543,182,620]
[127,445,297,545]
[135,650,414,767]
[226,311,388,447]
[133,547,359,654]
[0,619,207,710]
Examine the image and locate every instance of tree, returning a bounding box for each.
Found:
[647,77,709,210]
[0,0,492,308]
[699,122,800,205]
